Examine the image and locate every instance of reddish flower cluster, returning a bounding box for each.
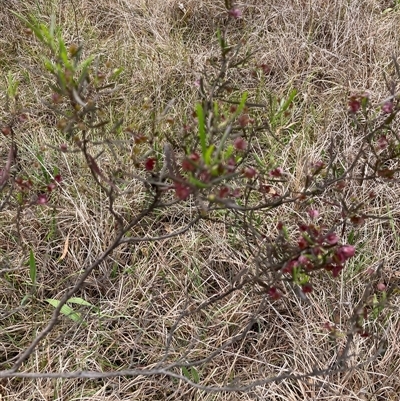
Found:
[269,167,284,177]
[174,183,191,200]
[144,157,156,171]
[15,177,33,191]
[226,157,236,173]
[302,283,313,293]
[47,174,62,192]
[1,126,11,136]
[311,160,325,174]
[229,8,242,19]
[234,137,247,150]
[382,101,394,114]
[216,185,241,199]
[219,185,230,198]
[348,96,361,113]
[238,114,253,128]
[377,135,388,149]
[37,194,48,204]
[271,217,356,300]
[259,63,272,75]
[243,166,257,179]
[268,287,282,300]
[308,209,319,219]
[348,93,369,114]
[182,153,200,172]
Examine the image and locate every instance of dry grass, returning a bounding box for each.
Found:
[1,0,400,399]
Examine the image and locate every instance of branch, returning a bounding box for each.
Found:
[0,349,386,393]
[9,197,159,372]
[119,216,201,244]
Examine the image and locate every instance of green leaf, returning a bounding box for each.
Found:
[347,229,357,245]
[10,12,44,43]
[196,103,207,161]
[276,88,297,118]
[292,266,300,283]
[188,175,210,189]
[223,144,234,160]
[111,67,124,79]
[204,145,215,166]
[253,153,265,168]
[48,83,64,95]
[46,214,57,241]
[236,91,248,115]
[383,112,396,126]
[181,366,200,383]
[49,14,56,41]
[55,64,67,92]
[21,294,31,306]
[6,71,19,99]
[282,225,289,240]
[39,22,55,50]
[190,367,200,383]
[58,35,72,70]
[67,297,94,307]
[77,55,95,86]
[46,298,83,324]
[213,101,219,119]
[216,28,224,50]
[29,249,36,285]
[43,58,56,74]
[77,55,95,72]
[182,366,191,380]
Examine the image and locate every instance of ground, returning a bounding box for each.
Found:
[0,0,400,400]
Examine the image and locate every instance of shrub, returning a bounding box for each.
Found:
[0,2,398,395]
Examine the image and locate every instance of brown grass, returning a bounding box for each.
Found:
[1,0,400,399]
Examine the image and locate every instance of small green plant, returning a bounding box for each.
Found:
[46,297,97,327]
[182,366,200,384]
[46,298,83,324]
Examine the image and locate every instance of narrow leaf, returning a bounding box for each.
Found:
[277,89,297,118]
[58,35,72,70]
[46,299,83,323]
[6,71,19,98]
[236,91,248,115]
[181,367,190,380]
[77,55,95,86]
[190,367,200,383]
[204,145,215,166]
[67,297,94,307]
[111,67,124,79]
[188,175,210,189]
[10,12,44,43]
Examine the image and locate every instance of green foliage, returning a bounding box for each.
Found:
[45,297,96,326]
[371,291,387,320]
[181,366,200,383]
[46,298,83,324]
[12,11,95,105]
[6,71,19,100]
